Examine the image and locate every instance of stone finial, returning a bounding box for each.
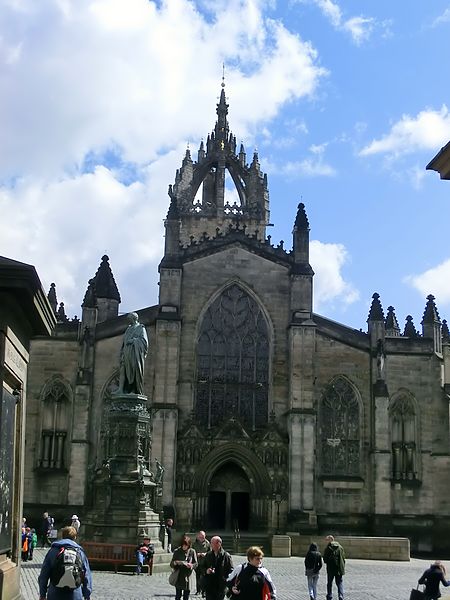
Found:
[403,315,418,338]
[442,319,450,340]
[385,305,400,336]
[421,294,441,324]
[82,278,97,309]
[47,282,57,314]
[56,302,68,323]
[367,293,385,322]
[294,202,309,230]
[92,255,121,302]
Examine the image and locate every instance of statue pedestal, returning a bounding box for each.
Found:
[83,393,163,547]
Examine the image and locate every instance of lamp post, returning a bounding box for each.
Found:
[274,494,282,534]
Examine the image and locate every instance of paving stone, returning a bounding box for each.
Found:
[21,548,450,600]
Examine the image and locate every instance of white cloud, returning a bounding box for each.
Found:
[0,0,328,316]
[431,8,450,27]
[293,0,375,45]
[359,105,450,158]
[405,259,450,306]
[310,240,360,310]
[269,142,336,177]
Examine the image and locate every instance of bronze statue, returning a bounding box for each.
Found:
[118,312,148,395]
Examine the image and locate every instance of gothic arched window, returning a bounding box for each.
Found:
[195,284,270,430]
[389,393,417,481]
[38,378,70,470]
[320,377,360,476]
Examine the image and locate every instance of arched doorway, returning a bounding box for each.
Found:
[207,461,250,531]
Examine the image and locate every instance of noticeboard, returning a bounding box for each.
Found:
[0,389,16,555]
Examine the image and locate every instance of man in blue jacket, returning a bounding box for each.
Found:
[38,526,92,600]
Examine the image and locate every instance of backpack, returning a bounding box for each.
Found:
[50,545,84,590]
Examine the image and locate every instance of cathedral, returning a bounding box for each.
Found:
[24,85,450,554]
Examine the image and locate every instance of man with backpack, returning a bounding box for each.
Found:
[323,535,345,600]
[38,525,92,600]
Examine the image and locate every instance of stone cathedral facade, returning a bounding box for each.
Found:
[24,86,450,553]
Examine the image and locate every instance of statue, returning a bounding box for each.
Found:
[155,459,165,484]
[118,312,149,395]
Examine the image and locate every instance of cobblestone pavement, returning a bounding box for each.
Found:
[21,548,450,600]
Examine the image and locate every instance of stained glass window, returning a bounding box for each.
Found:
[389,394,417,481]
[320,377,360,476]
[195,284,269,429]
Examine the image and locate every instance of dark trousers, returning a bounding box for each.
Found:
[205,591,226,600]
[326,573,344,600]
[175,589,190,600]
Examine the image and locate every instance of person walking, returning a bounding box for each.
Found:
[203,536,234,600]
[193,530,210,595]
[323,535,345,600]
[418,561,450,600]
[170,534,198,600]
[40,512,54,548]
[304,542,322,600]
[38,525,92,600]
[227,546,276,600]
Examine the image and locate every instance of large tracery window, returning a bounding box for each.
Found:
[38,378,70,470]
[320,377,360,477]
[389,393,418,481]
[195,284,269,430]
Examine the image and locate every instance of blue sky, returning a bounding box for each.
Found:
[1,0,450,331]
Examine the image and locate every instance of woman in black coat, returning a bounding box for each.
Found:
[304,542,322,600]
[418,561,450,600]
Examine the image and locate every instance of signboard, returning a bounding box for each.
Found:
[0,389,16,554]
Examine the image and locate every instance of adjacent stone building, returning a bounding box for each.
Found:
[24,86,450,553]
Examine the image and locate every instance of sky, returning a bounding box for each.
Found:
[1,0,450,332]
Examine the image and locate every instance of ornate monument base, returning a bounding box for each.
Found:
[83,393,163,548]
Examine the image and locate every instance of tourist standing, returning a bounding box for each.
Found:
[170,534,198,600]
[38,525,92,600]
[418,561,450,600]
[304,542,322,600]
[323,535,345,600]
[166,518,174,552]
[203,536,234,600]
[71,515,81,533]
[193,530,210,595]
[227,546,276,600]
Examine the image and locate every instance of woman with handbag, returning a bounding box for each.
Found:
[170,535,198,600]
[417,561,450,600]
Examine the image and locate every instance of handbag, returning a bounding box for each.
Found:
[169,569,179,587]
[409,585,425,600]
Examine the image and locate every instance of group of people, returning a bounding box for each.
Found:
[169,530,276,600]
[21,519,37,561]
[31,518,450,600]
[304,535,450,600]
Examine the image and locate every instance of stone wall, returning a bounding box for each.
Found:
[289,533,410,561]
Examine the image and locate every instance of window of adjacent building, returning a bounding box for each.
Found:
[389,393,417,481]
[38,379,70,470]
[320,377,360,476]
[194,284,269,430]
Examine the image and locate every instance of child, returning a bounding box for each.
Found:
[29,528,38,560]
[135,536,155,575]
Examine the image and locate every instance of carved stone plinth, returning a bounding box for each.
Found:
[83,393,163,547]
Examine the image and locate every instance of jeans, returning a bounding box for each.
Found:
[136,550,150,574]
[175,588,190,600]
[307,573,319,600]
[326,573,344,600]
